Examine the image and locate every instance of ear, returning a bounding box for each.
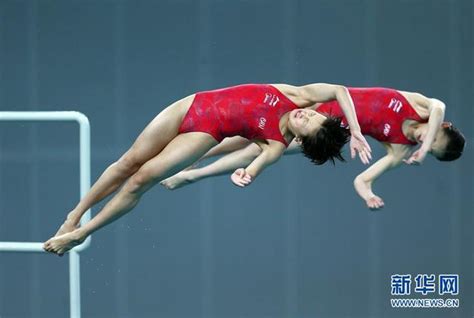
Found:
[441,121,453,129]
[294,136,302,145]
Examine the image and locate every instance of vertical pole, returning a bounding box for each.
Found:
[74,113,92,250]
[70,114,91,318]
[70,250,81,318]
[78,113,91,228]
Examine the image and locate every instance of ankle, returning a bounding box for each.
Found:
[186,171,199,182]
[72,228,87,243]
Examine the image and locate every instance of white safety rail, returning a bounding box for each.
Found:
[0,111,91,318]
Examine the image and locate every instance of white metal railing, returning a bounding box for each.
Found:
[0,111,91,318]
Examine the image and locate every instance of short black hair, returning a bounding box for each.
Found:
[434,125,465,161]
[301,116,350,165]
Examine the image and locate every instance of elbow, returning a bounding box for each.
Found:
[431,99,446,114]
[438,101,446,112]
[354,173,376,188]
[353,174,368,188]
[353,174,374,199]
[335,85,349,97]
[249,144,263,157]
[353,175,366,195]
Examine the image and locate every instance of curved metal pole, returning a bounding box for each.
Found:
[0,111,91,318]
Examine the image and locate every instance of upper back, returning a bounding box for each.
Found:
[194,84,298,145]
[316,87,426,145]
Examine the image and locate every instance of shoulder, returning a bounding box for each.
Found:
[398,90,445,119]
[271,84,298,95]
[398,90,429,105]
[270,84,308,107]
[384,143,411,162]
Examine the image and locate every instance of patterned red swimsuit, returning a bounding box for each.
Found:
[317,87,427,145]
[178,84,298,146]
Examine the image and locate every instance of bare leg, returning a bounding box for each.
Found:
[199,136,251,159]
[44,132,218,255]
[161,143,262,189]
[161,138,303,190]
[54,95,195,236]
[176,136,252,172]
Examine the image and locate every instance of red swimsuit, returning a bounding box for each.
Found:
[317,87,427,145]
[178,84,298,146]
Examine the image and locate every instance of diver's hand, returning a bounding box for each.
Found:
[366,195,385,210]
[350,131,372,165]
[231,168,252,187]
[403,147,428,165]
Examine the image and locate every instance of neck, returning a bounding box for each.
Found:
[280,112,296,140]
[402,120,422,142]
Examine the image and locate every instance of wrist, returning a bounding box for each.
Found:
[420,144,430,152]
[245,168,256,179]
[350,129,362,136]
[364,193,376,201]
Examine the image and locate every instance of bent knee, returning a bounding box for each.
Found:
[248,144,263,156]
[116,154,143,175]
[126,170,155,194]
[241,144,262,161]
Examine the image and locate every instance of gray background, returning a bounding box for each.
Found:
[0,0,472,317]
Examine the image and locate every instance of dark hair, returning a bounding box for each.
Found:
[301,117,350,165]
[434,125,465,161]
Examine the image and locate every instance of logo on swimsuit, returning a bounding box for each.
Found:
[383,123,391,136]
[264,93,280,107]
[258,117,267,130]
[388,98,403,113]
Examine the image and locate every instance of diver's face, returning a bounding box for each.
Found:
[430,130,449,158]
[288,108,326,138]
[415,123,450,158]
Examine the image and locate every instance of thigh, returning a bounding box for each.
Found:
[123,94,195,165]
[137,132,219,184]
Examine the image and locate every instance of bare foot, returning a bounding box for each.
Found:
[43,230,85,256]
[160,171,195,190]
[55,219,79,237]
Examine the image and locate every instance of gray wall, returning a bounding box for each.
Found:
[0,0,472,317]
